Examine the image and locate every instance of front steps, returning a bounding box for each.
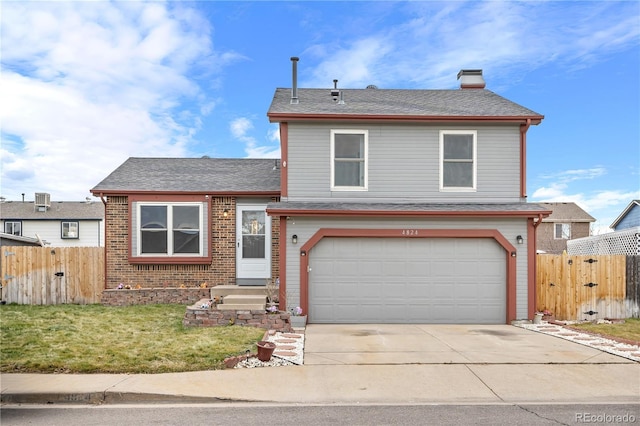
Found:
[211,285,269,311]
[217,294,266,311]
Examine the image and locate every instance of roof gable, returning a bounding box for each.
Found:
[538,202,595,223]
[91,157,281,195]
[610,199,640,229]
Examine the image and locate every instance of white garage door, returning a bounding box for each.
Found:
[309,237,506,324]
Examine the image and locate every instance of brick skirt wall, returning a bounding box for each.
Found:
[101,288,210,306]
[183,306,293,332]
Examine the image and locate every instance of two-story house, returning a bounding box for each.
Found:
[91,60,549,323]
[0,193,104,247]
[266,58,550,324]
[536,202,595,254]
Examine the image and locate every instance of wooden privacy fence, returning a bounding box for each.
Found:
[1,246,104,305]
[536,253,640,321]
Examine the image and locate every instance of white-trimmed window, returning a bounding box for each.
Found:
[440,130,477,191]
[61,221,79,239]
[4,221,21,236]
[554,223,571,240]
[136,203,204,256]
[331,129,368,191]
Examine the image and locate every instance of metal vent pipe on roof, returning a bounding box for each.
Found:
[291,57,299,104]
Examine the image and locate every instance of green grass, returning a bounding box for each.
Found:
[569,318,640,344]
[0,304,265,374]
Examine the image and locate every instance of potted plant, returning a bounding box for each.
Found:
[256,340,276,361]
[290,306,307,328]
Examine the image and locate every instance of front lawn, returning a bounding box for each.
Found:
[0,304,265,374]
[569,318,640,345]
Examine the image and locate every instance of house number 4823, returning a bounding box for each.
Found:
[401,229,419,236]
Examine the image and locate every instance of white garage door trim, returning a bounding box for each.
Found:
[298,228,517,323]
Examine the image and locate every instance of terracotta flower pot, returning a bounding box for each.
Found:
[256,341,276,362]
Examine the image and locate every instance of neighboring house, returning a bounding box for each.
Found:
[90,158,280,289]
[567,200,640,255]
[0,194,104,247]
[265,59,551,324]
[536,202,595,254]
[610,200,640,231]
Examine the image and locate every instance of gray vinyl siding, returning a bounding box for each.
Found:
[285,216,530,320]
[287,123,521,202]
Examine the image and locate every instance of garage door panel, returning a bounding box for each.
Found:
[309,237,506,324]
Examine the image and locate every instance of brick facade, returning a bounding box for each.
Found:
[104,195,280,291]
[101,288,210,306]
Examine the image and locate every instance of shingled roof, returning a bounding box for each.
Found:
[0,201,103,220]
[91,157,281,195]
[538,202,595,222]
[268,88,544,122]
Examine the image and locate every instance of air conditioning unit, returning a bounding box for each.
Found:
[34,193,51,210]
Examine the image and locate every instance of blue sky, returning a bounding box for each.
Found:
[1,1,638,233]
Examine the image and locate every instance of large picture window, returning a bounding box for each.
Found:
[331,129,368,190]
[137,203,203,256]
[440,130,477,191]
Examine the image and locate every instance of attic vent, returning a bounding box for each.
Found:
[34,192,51,209]
[366,85,378,89]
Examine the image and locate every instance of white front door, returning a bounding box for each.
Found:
[236,205,271,280]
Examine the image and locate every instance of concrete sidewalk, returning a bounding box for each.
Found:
[1,325,639,405]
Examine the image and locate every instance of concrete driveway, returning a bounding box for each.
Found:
[303,324,634,365]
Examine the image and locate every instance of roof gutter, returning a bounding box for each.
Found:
[268,113,544,124]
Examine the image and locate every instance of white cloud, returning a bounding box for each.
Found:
[0,1,229,201]
[303,1,639,89]
[230,117,280,159]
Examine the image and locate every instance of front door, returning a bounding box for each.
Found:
[236,205,271,283]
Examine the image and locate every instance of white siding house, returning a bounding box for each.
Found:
[0,194,104,247]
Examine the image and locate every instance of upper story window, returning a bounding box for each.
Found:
[440,130,477,191]
[4,221,21,236]
[137,203,203,256]
[331,129,368,191]
[61,221,79,239]
[554,223,571,239]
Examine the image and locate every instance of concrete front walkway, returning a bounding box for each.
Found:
[1,325,638,405]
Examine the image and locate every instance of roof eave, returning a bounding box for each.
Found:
[91,190,281,197]
[267,113,544,124]
[267,208,552,218]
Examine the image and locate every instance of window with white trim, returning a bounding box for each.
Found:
[554,223,571,240]
[137,203,203,256]
[61,221,79,239]
[4,221,21,236]
[331,129,368,190]
[440,130,477,191]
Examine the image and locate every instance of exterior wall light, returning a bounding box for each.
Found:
[292,234,298,244]
[223,209,229,218]
[516,235,524,244]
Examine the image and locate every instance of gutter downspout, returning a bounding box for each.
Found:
[520,118,531,199]
[99,193,108,290]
